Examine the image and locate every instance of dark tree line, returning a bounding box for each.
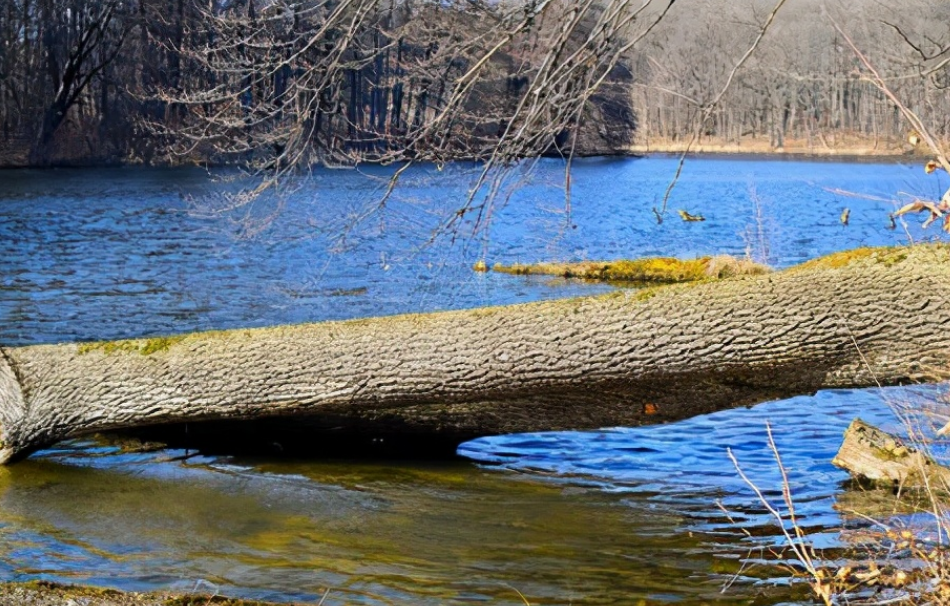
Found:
[7,0,947,170]
[1,0,159,164]
[0,0,651,168]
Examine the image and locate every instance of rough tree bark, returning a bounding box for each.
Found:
[1,245,949,464]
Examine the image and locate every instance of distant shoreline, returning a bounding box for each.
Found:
[633,150,924,165]
[629,145,916,157]
[629,136,936,164]
[0,141,936,171]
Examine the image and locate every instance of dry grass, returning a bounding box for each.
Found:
[729,392,950,606]
[629,133,938,157]
[704,255,770,279]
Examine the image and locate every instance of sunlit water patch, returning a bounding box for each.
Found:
[0,444,789,605]
[0,384,937,604]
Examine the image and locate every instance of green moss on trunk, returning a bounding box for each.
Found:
[791,247,910,271]
[78,336,185,356]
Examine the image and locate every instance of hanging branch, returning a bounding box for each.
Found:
[655,0,789,220]
[149,0,655,236]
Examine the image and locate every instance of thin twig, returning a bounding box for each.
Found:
[656,0,789,219]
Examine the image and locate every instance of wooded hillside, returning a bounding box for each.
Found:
[2,0,947,167]
[632,0,950,152]
[0,0,641,167]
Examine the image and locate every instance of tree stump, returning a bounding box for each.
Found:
[832,418,950,490]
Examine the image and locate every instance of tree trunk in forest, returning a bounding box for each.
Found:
[1,245,950,464]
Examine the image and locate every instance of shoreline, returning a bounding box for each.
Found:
[633,150,923,164]
[0,141,935,172]
[629,145,917,157]
[0,580,292,606]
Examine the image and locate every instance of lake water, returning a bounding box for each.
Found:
[0,156,948,604]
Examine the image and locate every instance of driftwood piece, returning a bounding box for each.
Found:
[832,418,950,490]
[0,245,949,463]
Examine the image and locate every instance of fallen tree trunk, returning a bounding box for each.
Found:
[1,245,950,463]
[833,418,950,490]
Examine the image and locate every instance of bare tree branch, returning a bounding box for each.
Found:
[656,0,789,220]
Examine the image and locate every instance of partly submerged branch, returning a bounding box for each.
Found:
[491,255,769,283]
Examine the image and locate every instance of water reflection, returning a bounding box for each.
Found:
[0,444,792,605]
[0,382,935,604]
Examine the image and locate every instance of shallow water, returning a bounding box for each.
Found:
[0,156,948,604]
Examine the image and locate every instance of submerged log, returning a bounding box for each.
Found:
[491,255,769,283]
[832,418,950,490]
[1,245,950,463]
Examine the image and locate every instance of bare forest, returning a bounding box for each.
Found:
[632,0,950,153]
[1,0,948,168]
[0,0,647,169]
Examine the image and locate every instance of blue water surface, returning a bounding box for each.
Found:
[0,156,948,604]
[1,156,944,345]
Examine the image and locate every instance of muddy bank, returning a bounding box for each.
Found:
[0,581,286,606]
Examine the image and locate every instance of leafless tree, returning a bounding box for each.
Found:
[10,0,950,224]
[832,11,950,232]
[148,0,675,233]
[0,0,214,165]
[630,0,950,156]
[0,0,137,164]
